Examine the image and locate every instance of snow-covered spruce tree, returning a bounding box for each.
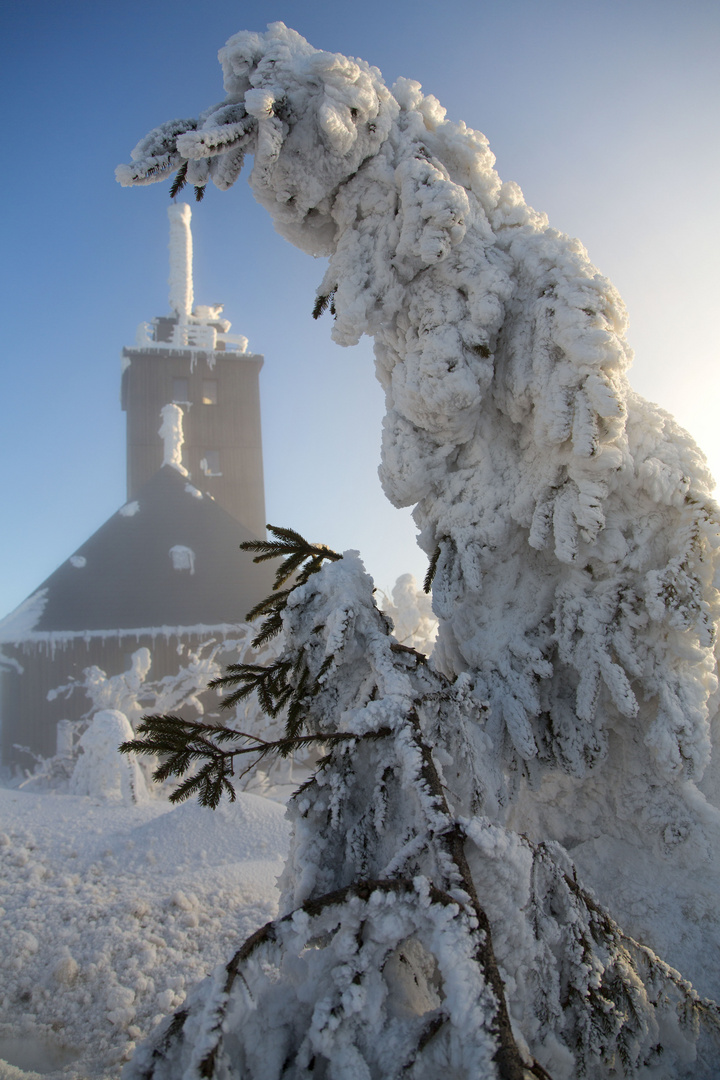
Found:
[117,22,720,999]
[116,20,720,1070]
[123,533,719,1078]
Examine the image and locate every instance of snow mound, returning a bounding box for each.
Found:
[112,790,290,873]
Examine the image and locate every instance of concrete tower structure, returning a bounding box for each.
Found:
[122,203,266,537]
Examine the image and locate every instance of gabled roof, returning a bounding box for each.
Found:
[0,467,273,641]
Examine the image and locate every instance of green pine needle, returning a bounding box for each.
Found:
[245,590,291,622]
[169,160,188,198]
[423,546,442,594]
[240,526,341,642]
[312,294,329,319]
[117,526,354,808]
[120,713,364,807]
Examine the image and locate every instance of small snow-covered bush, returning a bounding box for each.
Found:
[69,709,147,803]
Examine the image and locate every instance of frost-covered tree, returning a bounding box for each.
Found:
[118,22,720,1077]
[123,540,719,1078]
[380,573,438,655]
[49,646,154,728]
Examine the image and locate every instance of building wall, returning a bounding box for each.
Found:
[0,632,245,773]
[122,347,266,538]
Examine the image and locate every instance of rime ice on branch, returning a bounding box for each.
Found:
[118,18,720,1066]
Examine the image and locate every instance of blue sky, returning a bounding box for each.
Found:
[1,0,719,619]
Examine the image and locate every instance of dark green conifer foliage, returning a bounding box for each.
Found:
[423,544,442,594]
[119,715,360,809]
[311,289,336,320]
[169,160,188,198]
[240,524,342,648]
[119,526,343,805]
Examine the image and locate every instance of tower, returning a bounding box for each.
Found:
[121,203,266,537]
[0,204,273,771]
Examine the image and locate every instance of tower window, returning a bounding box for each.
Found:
[202,379,218,405]
[200,451,222,476]
[172,377,189,403]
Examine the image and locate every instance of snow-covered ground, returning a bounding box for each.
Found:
[0,784,291,1079]
[0,571,437,1080]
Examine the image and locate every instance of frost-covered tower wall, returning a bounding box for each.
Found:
[122,203,266,537]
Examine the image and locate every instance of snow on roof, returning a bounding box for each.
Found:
[0,589,48,642]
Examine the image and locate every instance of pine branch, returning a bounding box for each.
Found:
[119,714,387,807]
[118,526,347,806]
[423,545,441,593]
[251,606,285,648]
[200,875,527,1080]
[285,659,310,739]
[212,650,332,737]
[245,589,293,621]
[169,160,188,198]
[312,290,335,319]
[242,525,341,590]
[240,525,341,643]
[209,658,293,716]
[390,642,428,665]
[194,184,206,202]
[257,524,310,548]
